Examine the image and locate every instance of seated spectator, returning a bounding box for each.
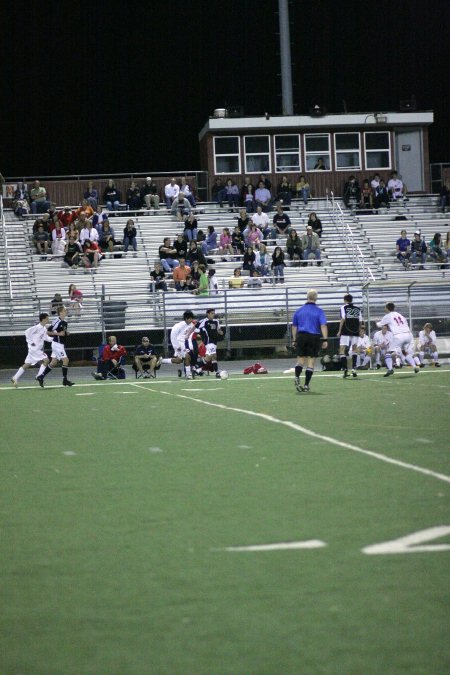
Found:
[286,229,303,263]
[307,212,322,237]
[141,176,160,210]
[59,207,76,229]
[183,212,197,240]
[258,174,272,190]
[187,240,207,267]
[64,236,82,268]
[196,229,205,247]
[343,176,360,208]
[164,177,179,208]
[295,175,310,204]
[208,268,219,294]
[173,258,192,291]
[276,175,292,206]
[83,239,102,271]
[74,212,88,234]
[242,184,256,213]
[440,182,449,213]
[410,231,427,269]
[417,323,441,367]
[34,224,50,255]
[68,283,83,316]
[150,262,168,292]
[92,205,109,229]
[51,222,66,256]
[202,225,217,254]
[255,180,272,212]
[360,179,373,208]
[173,233,188,259]
[80,221,99,246]
[74,200,94,221]
[252,205,270,238]
[388,171,406,201]
[180,177,196,207]
[218,227,233,256]
[95,336,127,379]
[48,212,61,235]
[50,293,64,315]
[159,237,179,272]
[98,220,116,253]
[222,178,240,211]
[243,245,256,273]
[445,232,450,258]
[189,260,201,287]
[237,208,251,233]
[171,193,191,220]
[211,177,224,204]
[429,232,448,266]
[123,218,137,255]
[134,337,160,378]
[271,246,286,282]
[314,157,326,170]
[232,226,245,254]
[241,176,255,202]
[254,243,271,276]
[126,181,142,211]
[396,229,411,267]
[83,181,98,209]
[244,223,264,249]
[33,213,50,234]
[373,179,390,210]
[301,225,322,265]
[229,267,245,288]
[247,269,262,288]
[370,173,381,192]
[103,179,121,211]
[273,205,291,237]
[13,182,30,217]
[30,180,50,214]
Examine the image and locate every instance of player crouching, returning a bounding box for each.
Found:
[417,323,441,367]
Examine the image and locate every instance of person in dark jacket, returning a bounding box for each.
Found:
[123,218,137,254]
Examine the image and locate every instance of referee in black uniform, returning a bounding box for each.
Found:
[291,289,328,392]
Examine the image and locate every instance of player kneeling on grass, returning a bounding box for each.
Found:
[160,310,196,379]
[37,306,74,387]
[11,313,53,387]
[417,323,441,367]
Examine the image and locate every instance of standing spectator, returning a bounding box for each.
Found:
[103,180,121,211]
[276,175,292,206]
[126,181,142,211]
[307,212,323,238]
[286,229,303,263]
[301,226,322,265]
[410,231,427,269]
[208,269,219,294]
[83,181,98,209]
[159,237,179,272]
[164,177,180,208]
[255,180,272,212]
[271,246,286,283]
[98,220,116,253]
[396,229,411,268]
[197,264,209,296]
[141,177,160,210]
[30,180,50,214]
[291,289,328,392]
[171,193,191,220]
[273,205,291,237]
[388,171,406,201]
[180,177,196,207]
[150,262,168,292]
[34,224,50,256]
[183,212,198,241]
[295,175,310,204]
[123,218,137,255]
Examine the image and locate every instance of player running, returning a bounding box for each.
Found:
[376,302,420,377]
[337,293,363,379]
[11,313,53,387]
[160,310,197,379]
[36,306,74,387]
[195,308,224,378]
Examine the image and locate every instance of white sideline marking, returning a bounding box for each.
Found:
[63,451,76,456]
[148,447,163,453]
[219,540,327,552]
[416,437,432,444]
[113,391,137,394]
[362,526,450,555]
[130,383,450,485]
[75,393,95,396]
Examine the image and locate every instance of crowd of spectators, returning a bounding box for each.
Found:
[395,229,449,270]
[343,171,407,209]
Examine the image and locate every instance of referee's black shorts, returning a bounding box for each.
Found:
[296,332,321,358]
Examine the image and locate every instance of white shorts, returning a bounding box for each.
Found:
[391,332,414,356]
[339,335,358,348]
[25,348,48,365]
[204,343,217,356]
[173,344,189,359]
[51,342,67,360]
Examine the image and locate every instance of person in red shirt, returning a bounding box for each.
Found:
[59,207,75,228]
[83,239,101,270]
[93,335,127,379]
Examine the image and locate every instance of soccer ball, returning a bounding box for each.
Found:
[219,370,229,379]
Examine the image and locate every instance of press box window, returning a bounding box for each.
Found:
[244,136,271,173]
[214,137,240,174]
[335,133,361,170]
[304,134,331,171]
[274,135,300,172]
[364,132,391,169]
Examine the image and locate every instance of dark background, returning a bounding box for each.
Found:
[1,0,449,178]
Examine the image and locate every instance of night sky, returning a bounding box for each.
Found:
[2,0,449,178]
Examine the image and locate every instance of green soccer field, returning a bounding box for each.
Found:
[1,367,449,675]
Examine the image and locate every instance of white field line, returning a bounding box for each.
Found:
[215,540,327,552]
[130,382,450,486]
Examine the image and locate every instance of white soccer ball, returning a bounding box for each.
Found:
[219,370,229,379]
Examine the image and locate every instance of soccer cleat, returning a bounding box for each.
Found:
[376,364,381,370]
[419,363,425,368]
[63,379,74,386]
[177,369,182,378]
[434,362,441,367]
[414,367,420,374]
[343,370,350,379]
[185,375,193,380]
[383,369,394,377]
[215,372,221,378]
[36,375,44,388]
[92,372,104,380]
[300,385,310,392]
[352,370,357,378]
[11,377,17,388]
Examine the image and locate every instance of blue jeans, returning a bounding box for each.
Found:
[304,248,321,262]
[272,264,284,278]
[411,251,426,265]
[184,193,196,207]
[245,199,255,213]
[124,235,137,252]
[31,200,50,214]
[298,187,310,204]
[106,200,120,211]
[161,258,179,272]
[263,226,278,240]
[184,229,197,242]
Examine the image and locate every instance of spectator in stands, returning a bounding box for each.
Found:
[258,174,272,190]
[243,245,256,273]
[271,246,286,282]
[247,269,262,288]
[75,200,94,221]
[33,213,50,234]
[197,264,209,296]
[103,180,121,211]
[150,262,168,292]
[242,183,256,213]
[241,176,255,202]
[59,207,76,229]
[229,267,244,288]
[180,177,196,207]
[189,260,201,288]
[237,208,251,233]
[164,177,180,208]
[183,212,198,241]
[92,205,109,229]
[48,212,61,235]
[301,225,322,265]
[307,212,323,238]
[196,229,206,248]
[218,227,233,256]
[202,225,217,254]
[388,171,406,201]
[252,205,271,239]
[370,173,381,192]
[159,237,179,272]
[244,223,264,249]
[171,193,191,220]
[295,175,310,204]
[98,220,116,253]
[255,180,272,212]
[276,176,293,206]
[273,205,291,237]
[173,233,188,259]
[184,274,198,293]
[30,180,51,214]
[187,240,207,267]
[360,179,373,208]
[211,177,224,204]
[68,284,83,316]
[429,232,448,266]
[83,239,101,271]
[126,181,142,211]
[51,222,66,256]
[343,176,361,208]
[74,213,88,234]
[208,268,219,294]
[50,293,64,315]
[232,225,245,254]
[410,231,427,269]
[173,258,192,291]
[286,229,303,263]
[373,179,390,210]
[34,224,50,256]
[64,236,82,268]
[141,177,160,210]
[314,157,326,170]
[254,243,271,277]
[445,232,450,258]
[83,181,98,209]
[222,178,240,211]
[440,182,449,213]
[13,182,30,217]
[123,218,137,255]
[396,229,411,268]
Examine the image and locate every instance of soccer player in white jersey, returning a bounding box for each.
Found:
[356,327,372,369]
[36,306,74,387]
[160,310,196,379]
[372,325,392,369]
[417,322,441,367]
[11,313,53,387]
[376,302,420,377]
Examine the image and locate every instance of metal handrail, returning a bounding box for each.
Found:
[0,197,14,299]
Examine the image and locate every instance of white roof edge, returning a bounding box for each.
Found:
[198,111,434,141]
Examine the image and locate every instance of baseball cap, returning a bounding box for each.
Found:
[414,230,421,235]
[307,225,312,230]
